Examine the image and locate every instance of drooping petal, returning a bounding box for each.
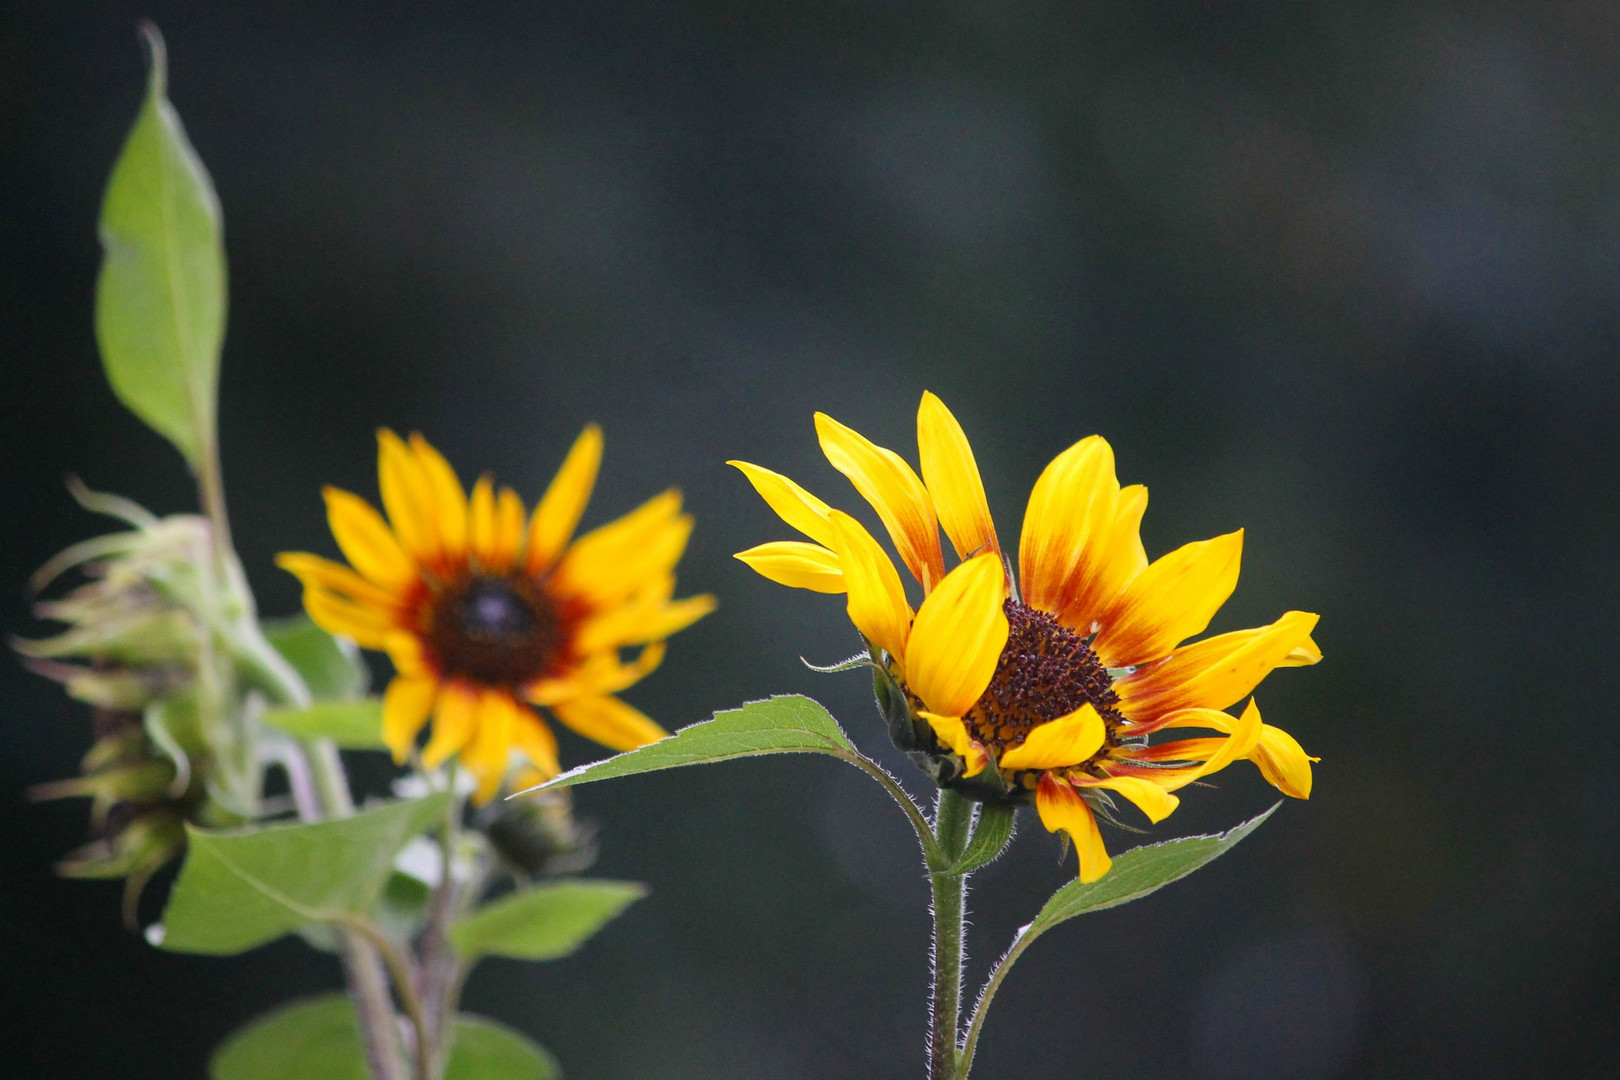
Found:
[1115,611,1320,721]
[422,682,480,769]
[319,488,416,590]
[815,412,945,590]
[1251,723,1316,798]
[381,674,437,764]
[998,703,1107,771]
[1091,529,1244,668]
[733,541,845,593]
[917,392,998,561]
[1072,774,1180,823]
[527,423,603,573]
[550,695,668,753]
[920,712,989,777]
[827,510,913,663]
[1036,772,1112,883]
[1019,436,1120,615]
[904,553,1008,717]
[727,460,837,548]
[1116,698,1266,792]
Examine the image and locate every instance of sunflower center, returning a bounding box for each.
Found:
[963,599,1123,756]
[425,574,564,687]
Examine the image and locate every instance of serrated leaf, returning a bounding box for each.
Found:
[444,1015,560,1080]
[1028,804,1278,935]
[948,802,1017,875]
[94,26,226,468]
[262,615,370,701]
[158,793,449,955]
[531,695,857,792]
[210,996,557,1080]
[450,879,646,961]
[261,700,386,750]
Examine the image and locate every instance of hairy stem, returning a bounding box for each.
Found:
[928,790,975,1080]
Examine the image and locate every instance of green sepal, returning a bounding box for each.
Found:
[947,802,1017,874]
[94,24,226,469]
[155,793,449,955]
[871,652,921,753]
[209,995,559,1080]
[449,878,647,961]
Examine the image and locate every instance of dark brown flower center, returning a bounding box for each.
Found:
[962,599,1124,757]
[424,574,564,687]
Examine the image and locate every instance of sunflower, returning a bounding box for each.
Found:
[278,427,713,803]
[731,393,1319,882]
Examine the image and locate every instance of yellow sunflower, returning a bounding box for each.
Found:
[278,427,714,803]
[732,393,1319,882]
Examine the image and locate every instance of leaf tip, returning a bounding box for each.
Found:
[137,21,168,100]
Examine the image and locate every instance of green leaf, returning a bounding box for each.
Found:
[209,995,371,1080]
[210,996,557,1080]
[445,1015,560,1080]
[94,25,226,468]
[261,700,386,750]
[262,615,370,701]
[948,802,1017,875]
[1028,804,1279,936]
[532,694,856,792]
[450,879,646,961]
[157,793,449,955]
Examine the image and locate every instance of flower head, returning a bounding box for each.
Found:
[279,427,713,803]
[732,393,1319,882]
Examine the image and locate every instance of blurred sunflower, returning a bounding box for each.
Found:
[732,393,1319,882]
[279,427,713,802]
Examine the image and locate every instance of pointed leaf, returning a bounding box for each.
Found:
[529,695,857,792]
[1029,804,1279,935]
[450,879,646,961]
[261,700,386,750]
[948,802,1017,874]
[157,793,449,955]
[263,615,370,701]
[95,25,226,467]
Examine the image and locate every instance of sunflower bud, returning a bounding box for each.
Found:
[482,787,598,880]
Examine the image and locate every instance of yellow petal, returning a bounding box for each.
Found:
[550,695,668,753]
[1036,773,1112,882]
[734,541,845,594]
[468,475,499,567]
[383,630,429,677]
[1019,436,1120,615]
[464,690,519,805]
[492,487,526,571]
[815,412,945,590]
[1151,698,1266,791]
[512,712,561,779]
[553,491,690,606]
[528,423,603,573]
[1251,723,1316,798]
[1279,634,1323,667]
[422,682,479,769]
[827,510,913,663]
[920,712,989,777]
[998,703,1106,771]
[526,643,666,704]
[300,588,397,648]
[1092,529,1244,668]
[376,430,432,562]
[276,552,403,611]
[727,460,837,548]
[917,392,998,561]
[381,675,438,764]
[575,594,716,652]
[1116,611,1320,721]
[320,488,416,590]
[410,433,469,562]
[1054,483,1149,633]
[1073,774,1179,823]
[904,553,1008,717]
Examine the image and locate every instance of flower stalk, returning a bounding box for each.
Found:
[927,789,974,1080]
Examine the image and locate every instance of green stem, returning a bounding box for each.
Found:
[341,917,432,1080]
[928,789,975,1080]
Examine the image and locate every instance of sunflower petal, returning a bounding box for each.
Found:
[1092,529,1244,667]
[728,461,837,548]
[320,488,416,590]
[528,424,603,573]
[422,682,479,769]
[1251,723,1316,798]
[920,712,989,777]
[512,712,561,779]
[553,491,690,605]
[381,674,437,764]
[917,392,998,561]
[998,703,1106,771]
[1116,611,1320,721]
[1036,773,1112,883]
[383,630,429,678]
[550,695,668,753]
[1071,774,1179,823]
[904,553,1008,717]
[468,475,499,567]
[490,487,526,571]
[815,412,945,590]
[734,541,845,594]
[1019,436,1120,615]
[464,690,518,804]
[377,429,435,564]
[276,552,403,611]
[827,510,913,663]
[300,589,397,648]
[410,433,469,561]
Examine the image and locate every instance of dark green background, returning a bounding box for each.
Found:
[4,2,1617,1077]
